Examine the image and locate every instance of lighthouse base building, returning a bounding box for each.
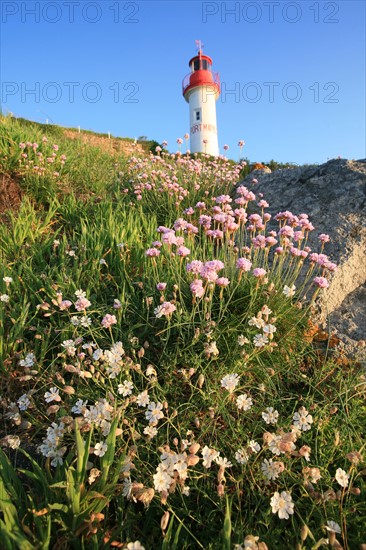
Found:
[182,47,220,157]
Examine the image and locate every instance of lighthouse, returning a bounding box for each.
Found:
[182,42,220,156]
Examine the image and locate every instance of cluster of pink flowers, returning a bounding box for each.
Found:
[143,177,336,314]
[127,153,242,206]
[101,314,117,328]
[18,140,66,178]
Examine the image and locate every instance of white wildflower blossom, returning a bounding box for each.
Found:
[201,446,220,468]
[94,441,108,457]
[44,387,61,403]
[136,390,150,407]
[253,334,269,347]
[293,406,313,431]
[236,394,253,411]
[262,407,279,425]
[335,468,349,488]
[270,491,294,519]
[117,380,134,397]
[221,373,240,393]
[283,284,296,297]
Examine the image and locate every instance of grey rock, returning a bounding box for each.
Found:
[240,158,366,359]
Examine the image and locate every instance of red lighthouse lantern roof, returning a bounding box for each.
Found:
[182,47,220,99]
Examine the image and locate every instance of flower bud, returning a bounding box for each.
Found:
[161,511,170,533]
[197,374,205,388]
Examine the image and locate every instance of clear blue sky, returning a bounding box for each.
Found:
[1,0,365,164]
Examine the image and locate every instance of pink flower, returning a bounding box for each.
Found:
[279,225,295,238]
[238,140,245,147]
[176,138,183,144]
[75,297,91,311]
[59,300,72,310]
[156,282,167,291]
[186,260,203,275]
[253,268,267,279]
[154,301,176,318]
[236,258,252,272]
[319,233,330,243]
[313,276,329,288]
[190,279,205,298]
[223,144,229,151]
[53,144,59,151]
[145,248,160,257]
[102,314,117,328]
[184,133,189,140]
[177,246,190,257]
[216,277,230,287]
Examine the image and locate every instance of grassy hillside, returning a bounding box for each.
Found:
[0,114,365,550]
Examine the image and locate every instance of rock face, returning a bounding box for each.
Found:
[241,158,366,358]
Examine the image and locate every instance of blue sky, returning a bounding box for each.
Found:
[1,0,365,164]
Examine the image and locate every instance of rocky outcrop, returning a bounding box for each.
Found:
[241,158,366,358]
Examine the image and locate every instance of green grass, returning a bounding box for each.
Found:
[0,114,365,550]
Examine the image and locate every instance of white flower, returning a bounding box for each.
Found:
[94,441,108,457]
[261,305,272,316]
[17,394,31,411]
[201,445,220,468]
[117,380,134,397]
[3,276,13,284]
[61,339,76,356]
[248,440,260,453]
[262,407,279,425]
[235,448,249,465]
[127,541,145,550]
[268,434,283,456]
[236,393,253,411]
[136,390,150,407]
[19,352,36,368]
[270,491,294,519]
[44,387,61,403]
[335,468,349,488]
[325,521,341,534]
[71,399,88,415]
[204,341,219,356]
[145,402,164,425]
[261,458,284,480]
[263,324,276,335]
[215,456,232,468]
[221,373,240,393]
[283,284,296,297]
[143,425,158,438]
[75,289,86,298]
[0,294,9,303]
[237,334,249,346]
[153,463,173,492]
[248,316,265,329]
[253,334,269,347]
[293,406,313,431]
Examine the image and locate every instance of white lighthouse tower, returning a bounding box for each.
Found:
[182,42,220,156]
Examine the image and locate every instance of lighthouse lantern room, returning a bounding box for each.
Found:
[182,41,220,156]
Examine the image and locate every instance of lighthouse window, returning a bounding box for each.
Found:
[193,59,200,71]
[195,109,201,122]
[202,60,208,70]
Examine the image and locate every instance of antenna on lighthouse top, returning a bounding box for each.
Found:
[195,39,204,57]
